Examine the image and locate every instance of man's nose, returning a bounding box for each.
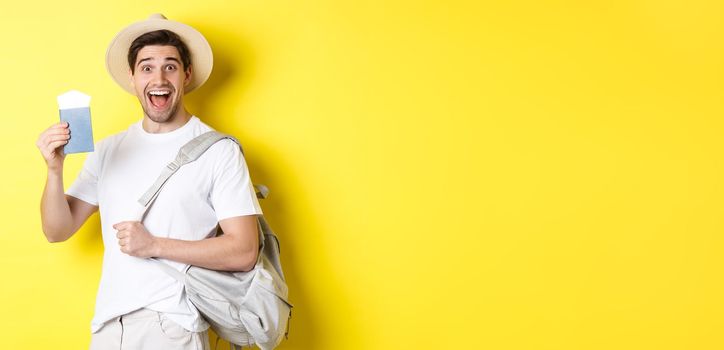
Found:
[150,69,167,83]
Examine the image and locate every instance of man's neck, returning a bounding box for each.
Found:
[142,110,193,134]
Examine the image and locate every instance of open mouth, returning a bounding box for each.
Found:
[147,90,172,109]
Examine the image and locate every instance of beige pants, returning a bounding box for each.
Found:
[89,309,210,350]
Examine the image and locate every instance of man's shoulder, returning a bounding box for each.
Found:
[207,137,243,160]
[189,116,218,136]
[190,117,242,156]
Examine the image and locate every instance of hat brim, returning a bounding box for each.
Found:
[106,17,213,95]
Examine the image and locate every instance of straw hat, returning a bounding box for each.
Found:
[105,13,213,94]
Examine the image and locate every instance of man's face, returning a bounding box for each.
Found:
[129,45,191,124]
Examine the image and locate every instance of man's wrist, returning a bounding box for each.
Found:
[47,167,63,179]
[152,237,165,258]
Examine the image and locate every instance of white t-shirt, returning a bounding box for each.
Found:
[67,116,263,333]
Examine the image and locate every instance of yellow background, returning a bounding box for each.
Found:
[2,0,723,349]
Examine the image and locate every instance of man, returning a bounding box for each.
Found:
[36,14,262,350]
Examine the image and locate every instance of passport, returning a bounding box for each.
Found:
[59,107,94,154]
[57,90,94,154]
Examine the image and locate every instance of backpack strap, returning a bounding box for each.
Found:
[138,131,239,210]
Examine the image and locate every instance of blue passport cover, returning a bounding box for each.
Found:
[59,107,94,154]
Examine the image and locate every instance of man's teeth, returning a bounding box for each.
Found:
[149,91,170,96]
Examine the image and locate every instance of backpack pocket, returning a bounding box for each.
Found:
[238,273,293,347]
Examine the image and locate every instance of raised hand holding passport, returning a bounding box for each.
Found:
[36,122,70,172]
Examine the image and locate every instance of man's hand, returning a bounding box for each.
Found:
[113,221,159,258]
[36,122,70,172]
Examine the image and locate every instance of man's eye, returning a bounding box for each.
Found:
[165,65,176,71]
[142,66,151,72]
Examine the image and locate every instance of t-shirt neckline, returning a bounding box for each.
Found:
[134,116,199,142]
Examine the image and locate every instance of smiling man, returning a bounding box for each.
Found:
[36,14,262,350]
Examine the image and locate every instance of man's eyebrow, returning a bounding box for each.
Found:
[137,57,152,66]
[136,57,181,66]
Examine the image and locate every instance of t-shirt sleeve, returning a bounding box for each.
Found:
[210,140,263,221]
[66,143,101,206]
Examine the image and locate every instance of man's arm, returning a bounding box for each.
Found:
[114,215,260,272]
[37,122,98,242]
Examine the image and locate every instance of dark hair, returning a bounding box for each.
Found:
[127,30,192,73]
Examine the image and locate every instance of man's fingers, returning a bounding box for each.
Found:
[46,139,68,148]
[114,221,144,256]
[113,222,127,230]
[48,124,70,132]
[39,124,69,142]
[113,221,141,230]
[49,122,69,130]
[48,134,71,144]
[44,130,70,140]
[45,133,70,143]
[43,130,70,142]
[38,129,70,154]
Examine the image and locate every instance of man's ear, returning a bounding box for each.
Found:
[128,68,135,89]
[184,65,193,87]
